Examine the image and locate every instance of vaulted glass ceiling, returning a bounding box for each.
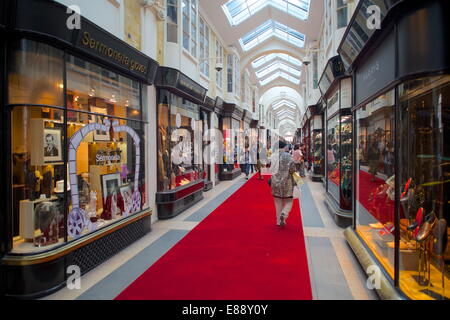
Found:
[223,0,311,26]
[255,61,301,79]
[260,70,300,86]
[252,53,302,69]
[272,100,297,110]
[239,20,306,51]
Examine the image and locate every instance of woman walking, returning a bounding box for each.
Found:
[270,141,296,227]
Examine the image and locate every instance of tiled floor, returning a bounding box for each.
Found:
[43,173,378,300]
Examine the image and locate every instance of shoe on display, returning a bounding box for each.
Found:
[369,222,384,229]
[417,213,437,243]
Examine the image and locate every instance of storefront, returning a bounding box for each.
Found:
[219,102,243,181]
[339,0,450,300]
[310,102,325,183]
[201,97,215,192]
[155,67,207,219]
[0,0,159,298]
[319,56,353,227]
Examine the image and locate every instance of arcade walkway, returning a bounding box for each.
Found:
[44,173,377,300]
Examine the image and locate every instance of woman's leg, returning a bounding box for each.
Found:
[273,197,283,225]
[281,198,294,221]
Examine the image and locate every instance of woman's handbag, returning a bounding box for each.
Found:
[292,171,304,187]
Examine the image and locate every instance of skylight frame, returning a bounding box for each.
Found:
[272,100,297,110]
[239,20,306,51]
[259,70,301,86]
[252,53,302,69]
[222,0,311,26]
[255,60,301,79]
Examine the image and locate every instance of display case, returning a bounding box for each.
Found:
[340,0,450,300]
[319,56,353,226]
[311,106,325,182]
[155,67,207,219]
[219,102,243,181]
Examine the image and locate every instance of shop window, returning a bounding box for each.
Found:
[66,55,142,121]
[8,39,148,253]
[8,40,64,106]
[327,114,340,202]
[355,89,396,276]
[167,0,178,43]
[157,90,201,192]
[397,75,450,300]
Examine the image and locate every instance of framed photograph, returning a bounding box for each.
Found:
[43,128,63,163]
[89,106,110,141]
[101,173,121,201]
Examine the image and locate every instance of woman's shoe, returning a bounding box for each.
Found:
[280,214,286,227]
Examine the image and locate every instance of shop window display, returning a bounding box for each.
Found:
[8,40,148,253]
[327,113,352,208]
[355,89,396,274]
[397,76,449,300]
[157,90,201,192]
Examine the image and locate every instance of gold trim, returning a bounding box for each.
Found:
[344,227,405,300]
[2,210,152,266]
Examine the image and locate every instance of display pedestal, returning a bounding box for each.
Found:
[19,196,58,241]
[324,192,352,228]
[156,179,204,219]
[219,168,241,181]
[312,174,323,182]
[204,180,213,192]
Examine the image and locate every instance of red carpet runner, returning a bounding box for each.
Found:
[116,175,312,300]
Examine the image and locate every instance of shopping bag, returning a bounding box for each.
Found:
[293,186,301,199]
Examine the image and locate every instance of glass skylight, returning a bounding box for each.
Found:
[239,20,306,51]
[252,53,302,69]
[223,0,311,26]
[272,100,297,110]
[260,70,300,86]
[256,61,301,79]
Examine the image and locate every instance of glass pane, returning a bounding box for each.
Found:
[169,95,201,188]
[66,55,141,121]
[397,75,450,300]
[8,39,64,107]
[66,112,147,241]
[327,114,340,202]
[340,115,352,209]
[157,91,170,192]
[11,106,66,253]
[355,89,396,277]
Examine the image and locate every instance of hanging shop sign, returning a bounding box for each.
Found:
[7,0,158,84]
[318,55,346,97]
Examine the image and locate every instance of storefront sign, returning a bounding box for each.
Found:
[327,91,340,118]
[10,0,158,84]
[341,78,352,109]
[80,31,148,74]
[177,73,207,102]
[155,67,207,103]
[355,31,395,106]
